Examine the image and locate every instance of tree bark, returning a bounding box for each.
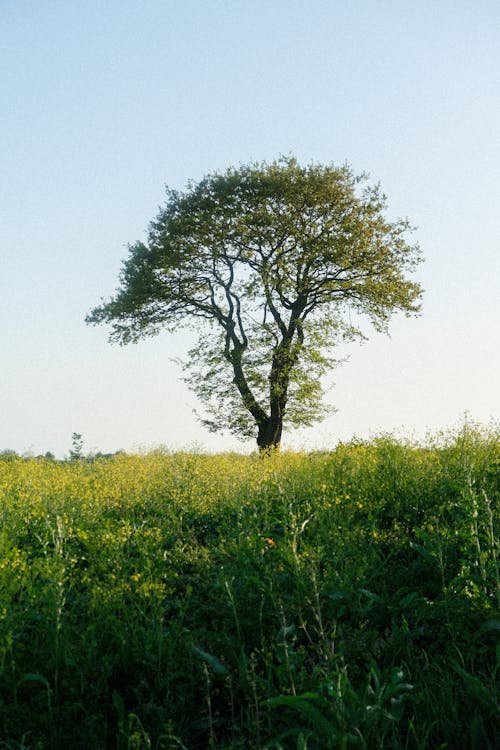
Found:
[258,333,298,451]
[257,416,283,451]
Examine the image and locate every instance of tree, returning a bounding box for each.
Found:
[69,432,84,461]
[86,157,422,450]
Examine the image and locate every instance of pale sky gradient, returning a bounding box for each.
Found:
[1,1,499,456]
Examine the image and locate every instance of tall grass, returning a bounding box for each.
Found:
[0,425,498,748]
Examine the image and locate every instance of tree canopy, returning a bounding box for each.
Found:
[86,157,423,449]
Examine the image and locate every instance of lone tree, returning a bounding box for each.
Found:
[87,157,422,450]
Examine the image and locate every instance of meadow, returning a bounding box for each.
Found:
[0,426,498,749]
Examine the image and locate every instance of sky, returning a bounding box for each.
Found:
[1,0,499,456]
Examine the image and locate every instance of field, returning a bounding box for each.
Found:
[0,427,498,749]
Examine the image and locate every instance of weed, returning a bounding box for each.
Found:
[0,426,497,747]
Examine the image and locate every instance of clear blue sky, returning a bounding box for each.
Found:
[1,0,499,456]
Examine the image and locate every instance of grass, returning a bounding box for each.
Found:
[0,424,498,748]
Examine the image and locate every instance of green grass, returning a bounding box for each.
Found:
[0,425,498,748]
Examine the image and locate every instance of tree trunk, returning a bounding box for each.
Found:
[257,416,283,452]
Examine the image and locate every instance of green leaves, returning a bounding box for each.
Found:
[87,156,423,447]
[191,645,229,677]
